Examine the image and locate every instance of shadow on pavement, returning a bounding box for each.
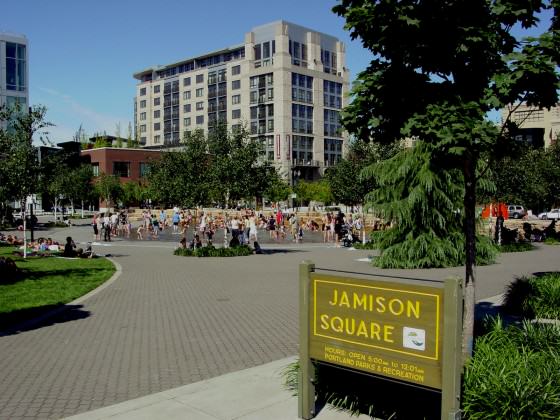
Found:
[0,304,90,337]
[257,248,308,255]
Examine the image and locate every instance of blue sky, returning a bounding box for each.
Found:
[2,0,553,142]
[3,0,370,142]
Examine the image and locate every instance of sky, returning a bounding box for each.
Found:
[2,0,371,142]
[2,0,554,143]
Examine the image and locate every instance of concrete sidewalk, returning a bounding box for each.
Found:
[64,357,368,420]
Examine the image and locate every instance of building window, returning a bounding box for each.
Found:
[140,124,146,132]
[6,42,26,91]
[232,80,240,90]
[113,162,130,178]
[139,162,150,177]
[292,136,314,164]
[154,122,160,131]
[183,91,191,100]
[140,100,146,108]
[232,65,241,75]
[154,85,160,93]
[324,138,343,166]
[196,115,204,125]
[154,110,160,118]
[140,112,146,121]
[292,104,313,134]
[324,109,342,137]
[154,135,161,144]
[323,80,342,109]
[292,73,313,104]
[154,97,160,106]
[196,101,204,110]
[196,74,204,83]
[92,163,99,177]
[140,87,146,96]
[183,77,191,86]
[232,94,241,105]
[184,104,191,113]
[184,117,191,126]
[232,109,241,119]
[196,88,204,97]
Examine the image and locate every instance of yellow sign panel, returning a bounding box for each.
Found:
[309,274,444,389]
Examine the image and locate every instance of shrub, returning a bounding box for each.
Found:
[282,359,439,419]
[544,237,560,245]
[498,242,535,253]
[352,241,377,250]
[463,319,560,419]
[174,245,253,257]
[504,274,560,319]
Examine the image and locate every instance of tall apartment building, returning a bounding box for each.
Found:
[0,33,28,113]
[133,21,349,181]
[501,103,560,148]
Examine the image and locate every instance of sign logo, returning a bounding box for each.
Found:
[403,327,426,351]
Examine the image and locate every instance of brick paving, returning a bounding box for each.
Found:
[1,224,559,419]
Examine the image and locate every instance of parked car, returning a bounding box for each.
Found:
[538,208,560,220]
[507,204,526,219]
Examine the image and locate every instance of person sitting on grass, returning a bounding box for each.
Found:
[63,236,82,258]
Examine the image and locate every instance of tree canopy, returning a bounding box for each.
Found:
[334,0,559,359]
[147,126,287,208]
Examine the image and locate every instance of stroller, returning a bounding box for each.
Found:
[341,223,360,247]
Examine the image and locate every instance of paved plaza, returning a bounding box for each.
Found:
[1,222,559,419]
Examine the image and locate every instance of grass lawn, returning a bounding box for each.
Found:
[0,246,115,330]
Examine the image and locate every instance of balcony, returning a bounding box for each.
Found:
[292,159,320,168]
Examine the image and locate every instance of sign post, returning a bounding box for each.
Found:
[299,262,463,419]
[441,277,463,420]
[298,261,315,419]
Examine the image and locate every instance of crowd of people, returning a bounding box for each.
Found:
[91,207,366,249]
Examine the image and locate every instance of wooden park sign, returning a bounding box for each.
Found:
[298,261,463,420]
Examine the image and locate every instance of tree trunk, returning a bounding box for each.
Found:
[462,156,477,363]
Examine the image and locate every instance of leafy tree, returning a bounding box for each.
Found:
[114,122,123,148]
[147,130,211,207]
[486,142,560,212]
[325,139,401,210]
[0,104,52,211]
[121,181,148,207]
[294,180,333,207]
[334,0,559,359]
[206,124,265,206]
[94,172,123,209]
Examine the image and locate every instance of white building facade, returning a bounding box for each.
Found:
[133,21,349,181]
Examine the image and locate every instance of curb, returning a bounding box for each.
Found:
[0,257,121,336]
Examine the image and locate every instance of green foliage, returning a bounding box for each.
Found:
[263,171,291,203]
[94,173,123,208]
[92,136,110,148]
[463,319,560,419]
[504,273,560,319]
[174,245,253,257]
[352,241,377,250]
[363,142,497,268]
[147,130,211,207]
[0,104,52,206]
[121,181,148,207]
[544,237,560,245]
[282,359,439,419]
[325,139,402,208]
[498,242,535,253]
[485,142,560,213]
[147,126,285,208]
[293,180,332,206]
